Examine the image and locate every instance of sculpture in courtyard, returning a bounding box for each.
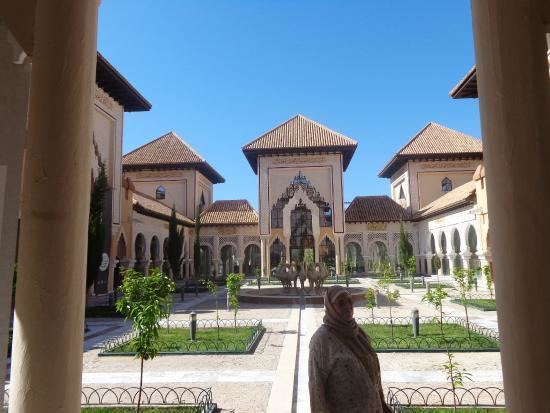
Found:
[307,262,329,293]
[296,261,308,293]
[274,263,296,291]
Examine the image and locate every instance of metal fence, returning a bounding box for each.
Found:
[4,386,216,412]
[100,318,264,356]
[356,316,499,352]
[387,386,505,412]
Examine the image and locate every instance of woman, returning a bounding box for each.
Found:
[309,285,391,413]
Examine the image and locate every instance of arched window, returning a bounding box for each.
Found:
[399,186,406,200]
[155,186,166,200]
[441,177,453,192]
[199,192,206,211]
[271,200,284,229]
[319,236,336,268]
[319,206,332,227]
[270,238,287,270]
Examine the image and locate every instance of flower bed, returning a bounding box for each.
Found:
[451,299,497,312]
[100,319,264,356]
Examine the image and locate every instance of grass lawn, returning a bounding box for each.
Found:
[108,326,256,354]
[402,408,505,412]
[395,281,426,289]
[361,323,499,351]
[82,408,202,412]
[451,299,497,311]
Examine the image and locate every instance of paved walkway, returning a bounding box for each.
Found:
[5,279,504,412]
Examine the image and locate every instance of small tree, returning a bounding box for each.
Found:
[483,265,494,299]
[226,273,244,330]
[115,268,175,413]
[422,284,449,335]
[86,161,109,295]
[407,255,417,292]
[398,220,413,276]
[442,352,472,412]
[206,280,220,339]
[167,206,185,281]
[453,267,476,339]
[364,288,377,322]
[254,267,261,293]
[193,205,202,279]
[377,261,400,338]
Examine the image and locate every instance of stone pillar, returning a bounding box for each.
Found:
[8,1,100,412]
[0,22,31,407]
[462,253,472,270]
[425,255,432,275]
[448,253,457,274]
[266,243,271,275]
[471,1,550,410]
[437,254,444,277]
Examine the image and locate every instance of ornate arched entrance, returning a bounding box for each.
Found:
[345,242,365,273]
[270,238,286,271]
[243,244,261,276]
[290,200,315,263]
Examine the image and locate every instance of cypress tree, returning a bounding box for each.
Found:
[167,205,184,279]
[193,205,202,278]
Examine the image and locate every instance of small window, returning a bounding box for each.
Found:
[155,186,166,200]
[319,206,332,227]
[199,192,206,211]
[399,186,406,200]
[441,177,453,192]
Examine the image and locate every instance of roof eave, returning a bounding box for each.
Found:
[122,162,225,184]
[413,198,475,221]
[133,204,194,227]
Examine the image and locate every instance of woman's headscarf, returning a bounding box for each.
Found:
[323,285,381,385]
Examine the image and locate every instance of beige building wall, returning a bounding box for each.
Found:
[393,159,482,212]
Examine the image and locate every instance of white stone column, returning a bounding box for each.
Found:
[471,1,550,410]
[266,243,271,275]
[425,255,433,275]
[437,254,444,277]
[260,237,266,277]
[9,1,100,412]
[0,22,31,407]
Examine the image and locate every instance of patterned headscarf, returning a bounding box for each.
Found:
[323,285,381,385]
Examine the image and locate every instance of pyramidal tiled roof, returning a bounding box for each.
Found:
[242,114,358,173]
[414,180,477,220]
[379,123,483,178]
[199,200,259,226]
[123,131,225,183]
[132,191,194,226]
[345,196,410,223]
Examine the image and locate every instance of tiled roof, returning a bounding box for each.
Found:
[133,192,194,226]
[122,131,225,184]
[242,114,358,173]
[200,200,259,226]
[379,123,483,178]
[345,196,410,223]
[414,180,476,220]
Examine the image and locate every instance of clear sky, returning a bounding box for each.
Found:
[98,1,480,210]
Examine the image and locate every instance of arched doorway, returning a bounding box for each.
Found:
[243,244,261,276]
[367,241,388,272]
[440,232,449,275]
[430,233,437,275]
[319,236,336,270]
[290,200,315,263]
[162,237,170,277]
[150,236,160,269]
[200,245,212,278]
[452,228,463,269]
[220,244,237,277]
[468,226,481,272]
[345,242,365,273]
[134,233,146,274]
[270,238,286,272]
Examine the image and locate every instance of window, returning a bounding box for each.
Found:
[399,186,406,200]
[155,186,166,200]
[199,192,206,211]
[271,203,284,228]
[441,177,453,192]
[319,206,332,227]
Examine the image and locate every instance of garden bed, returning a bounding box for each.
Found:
[358,317,499,352]
[100,319,264,356]
[399,408,505,412]
[451,299,496,311]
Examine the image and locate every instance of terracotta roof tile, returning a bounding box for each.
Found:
[414,180,476,220]
[200,200,259,226]
[345,196,410,223]
[379,123,482,178]
[133,192,194,226]
[123,132,225,184]
[242,114,358,173]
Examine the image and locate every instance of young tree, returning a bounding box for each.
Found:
[193,205,202,279]
[167,205,185,280]
[483,265,494,299]
[398,220,413,277]
[453,267,476,340]
[422,284,449,335]
[407,255,417,292]
[442,352,472,412]
[364,288,377,322]
[377,261,400,338]
[206,280,220,339]
[86,161,109,295]
[433,255,442,281]
[115,268,175,413]
[226,273,244,331]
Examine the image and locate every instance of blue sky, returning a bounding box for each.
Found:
[98,1,480,209]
